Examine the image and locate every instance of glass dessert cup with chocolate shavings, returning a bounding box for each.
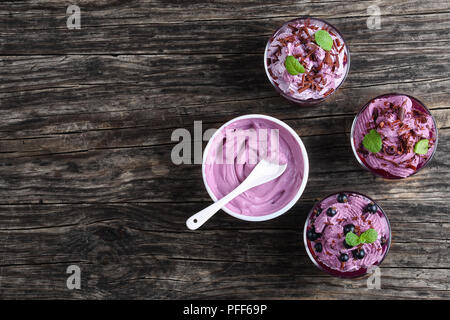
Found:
[264,17,350,106]
[350,93,439,179]
[303,191,392,279]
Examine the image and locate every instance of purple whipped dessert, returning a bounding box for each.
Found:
[351,94,437,179]
[304,192,391,278]
[264,17,350,104]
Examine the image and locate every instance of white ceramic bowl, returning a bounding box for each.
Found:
[202,114,309,221]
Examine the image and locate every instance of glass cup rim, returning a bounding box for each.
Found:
[350,92,439,179]
[264,16,351,105]
[303,190,392,278]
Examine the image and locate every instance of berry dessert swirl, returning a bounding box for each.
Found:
[352,94,437,178]
[265,17,349,103]
[304,192,390,277]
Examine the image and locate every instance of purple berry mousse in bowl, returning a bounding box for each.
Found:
[304,191,391,278]
[351,93,438,179]
[264,17,350,105]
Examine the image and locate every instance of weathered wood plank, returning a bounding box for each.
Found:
[0,264,449,299]
[0,202,448,299]
[1,1,450,54]
[0,109,447,154]
[0,54,448,141]
[0,129,448,204]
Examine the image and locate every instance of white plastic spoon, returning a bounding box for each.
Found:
[186,159,287,230]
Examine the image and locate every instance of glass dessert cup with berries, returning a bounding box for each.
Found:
[264,17,350,106]
[351,93,438,179]
[303,191,391,278]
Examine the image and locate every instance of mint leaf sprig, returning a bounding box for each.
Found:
[345,228,378,247]
[314,30,333,51]
[284,56,305,75]
[362,129,382,153]
[414,139,429,155]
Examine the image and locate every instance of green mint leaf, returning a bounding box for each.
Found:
[360,229,378,244]
[345,232,360,247]
[363,129,382,153]
[314,30,333,51]
[414,139,429,155]
[284,55,305,75]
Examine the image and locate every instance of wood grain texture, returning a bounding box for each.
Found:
[0,0,449,299]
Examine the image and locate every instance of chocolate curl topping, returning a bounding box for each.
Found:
[323,88,334,97]
[324,51,333,66]
[305,18,311,27]
[298,86,309,94]
[373,108,379,123]
[398,106,406,121]
[288,24,299,33]
[283,35,296,43]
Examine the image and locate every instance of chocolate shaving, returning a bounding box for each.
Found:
[398,107,405,121]
[287,24,299,33]
[306,42,320,51]
[274,45,282,56]
[297,86,309,94]
[373,108,379,122]
[375,154,399,167]
[268,68,278,80]
[323,88,334,97]
[316,61,323,72]
[282,35,296,43]
[324,51,332,65]
[334,56,340,69]
[300,26,311,39]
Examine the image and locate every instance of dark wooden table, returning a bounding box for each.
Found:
[0,0,449,299]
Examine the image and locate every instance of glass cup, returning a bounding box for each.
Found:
[350,93,438,179]
[303,191,391,278]
[264,17,350,106]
